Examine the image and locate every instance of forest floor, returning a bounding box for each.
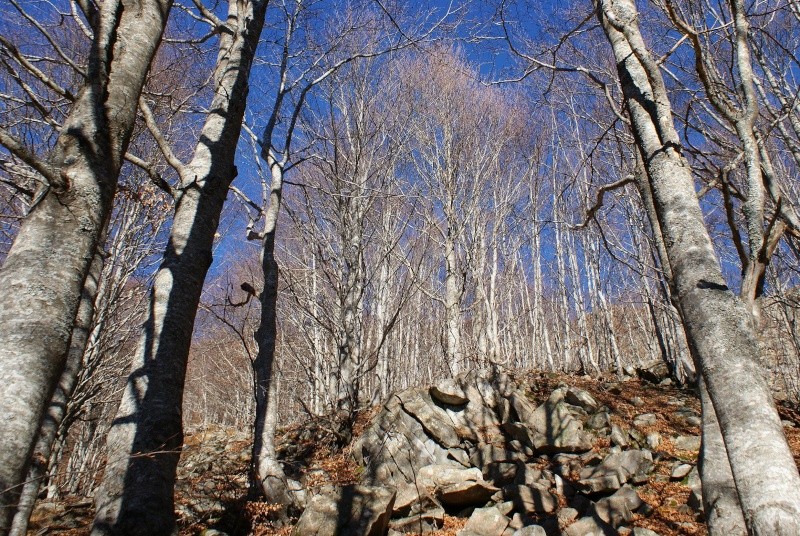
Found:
[26,371,800,536]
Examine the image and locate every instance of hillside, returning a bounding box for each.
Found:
[26,367,800,536]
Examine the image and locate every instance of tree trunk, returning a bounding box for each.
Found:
[251,158,292,507]
[91,3,267,534]
[0,1,171,530]
[699,380,748,536]
[444,228,463,373]
[596,0,800,532]
[9,251,103,536]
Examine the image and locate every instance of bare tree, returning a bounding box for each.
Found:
[595,0,800,533]
[90,1,268,533]
[0,0,172,529]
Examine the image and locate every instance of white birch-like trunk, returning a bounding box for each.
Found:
[0,2,172,527]
[92,3,267,533]
[597,1,800,532]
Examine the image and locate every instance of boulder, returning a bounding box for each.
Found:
[353,395,452,487]
[673,435,701,451]
[632,413,657,428]
[578,450,653,493]
[458,506,511,536]
[431,378,469,406]
[390,508,445,533]
[398,389,462,448]
[593,485,642,527]
[502,484,559,514]
[511,389,595,454]
[637,360,670,384]
[513,526,546,536]
[565,387,599,412]
[562,515,615,536]
[417,464,498,507]
[292,485,396,536]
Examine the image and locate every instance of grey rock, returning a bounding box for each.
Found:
[632,529,661,536]
[565,387,599,411]
[431,378,469,405]
[645,432,661,449]
[594,485,642,527]
[458,506,510,536]
[417,464,498,507]
[610,424,629,448]
[390,508,445,533]
[483,462,519,486]
[513,389,595,454]
[562,515,615,536]
[637,360,670,384]
[513,526,547,536]
[502,483,559,514]
[471,443,528,468]
[585,411,610,431]
[398,388,462,448]
[557,507,579,525]
[673,435,701,451]
[578,450,653,493]
[670,463,693,480]
[633,413,657,427]
[292,485,396,536]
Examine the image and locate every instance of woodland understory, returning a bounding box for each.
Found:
[1,0,800,535]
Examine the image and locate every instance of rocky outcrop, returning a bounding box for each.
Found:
[291,369,710,536]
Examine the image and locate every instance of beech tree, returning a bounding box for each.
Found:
[594,0,800,533]
[90,1,268,533]
[0,0,172,529]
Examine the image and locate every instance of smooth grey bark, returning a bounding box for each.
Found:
[251,164,293,506]
[9,251,103,536]
[596,0,800,533]
[699,380,748,536]
[0,1,171,531]
[91,2,267,534]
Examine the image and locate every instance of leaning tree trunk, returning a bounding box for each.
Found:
[0,1,171,530]
[91,3,267,534]
[9,251,103,536]
[596,0,800,533]
[698,380,748,536]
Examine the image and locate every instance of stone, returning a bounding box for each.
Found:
[458,506,510,536]
[645,432,661,449]
[292,485,396,536]
[594,485,642,527]
[514,390,595,454]
[390,508,445,533]
[431,378,469,405]
[578,450,653,493]
[632,413,657,427]
[585,411,610,431]
[471,443,528,468]
[631,529,660,536]
[673,435,701,451]
[632,529,661,536]
[610,425,629,448]
[398,389,462,448]
[562,515,615,536]
[417,464,498,507]
[637,360,670,384]
[513,526,547,536]
[353,395,453,487]
[670,463,692,480]
[557,507,579,525]
[565,387,599,411]
[483,462,519,486]
[502,483,559,514]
